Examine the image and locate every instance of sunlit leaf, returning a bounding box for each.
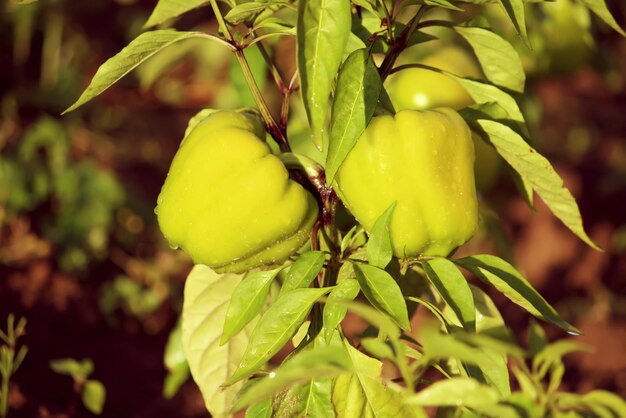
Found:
[332,342,422,418]
[533,340,592,379]
[323,279,360,340]
[326,48,381,182]
[423,258,475,332]
[353,264,410,331]
[182,265,251,417]
[472,121,600,250]
[405,377,499,408]
[273,377,336,418]
[580,0,625,36]
[233,346,349,412]
[450,76,524,125]
[145,0,211,28]
[495,0,529,46]
[455,26,525,93]
[221,268,282,345]
[297,0,352,149]
[82,380,106,415]
[245,398,272,418]
[163,318,190,398]
[64,30,231,114]
[49,358,93,381]
[225,1,292,25]
[457,254,581,334]
[366,202,396,269]
[226,287,332,385]
[280,251,325,295]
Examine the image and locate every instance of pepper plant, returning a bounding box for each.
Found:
[64,0,626,416]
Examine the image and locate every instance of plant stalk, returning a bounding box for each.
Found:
[208,0,289,152]
[378,5,429,81]
[0,373,8,418]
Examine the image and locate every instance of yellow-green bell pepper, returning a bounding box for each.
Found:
[156,110,318,273]
[335,108,478,258]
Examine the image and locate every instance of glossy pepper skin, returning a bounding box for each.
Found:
[387,46,481,112]
[387,46,501,191]
[156,110,318,273]
[335,108,478,258]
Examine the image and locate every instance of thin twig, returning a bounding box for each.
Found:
[208,0,289,151]
[378,5,429,81]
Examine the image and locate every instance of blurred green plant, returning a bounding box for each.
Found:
[0,117,124,271]
[499,321,626,418]
[49,358,106,415]
[98,275,166,326]
[162,318,190,399]
[0,315,27,418]
[484,0,595,76]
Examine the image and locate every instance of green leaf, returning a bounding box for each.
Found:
[233,346,350,412]
[162,318,189,398]
[474,120,599,250]
[164,318,186,371]
[407,296,456,328]
[361,338,395,360]
[423,258,476,332]
[64,30,230,114]
[340,225,361,255]
[449,289,517,398]
[226,287,332,385]
[450,76,524,125]
[332,342,422,418]
[273,378,336,418]
[460,101,521,137]
[580,0,626,36]
[292,320,311,348]
[470,285,513,342]
[339,300,401,339]
[465,349,512,397]
[253,17,296,36]
[405,377,499,408]
[275,332,344,417]
[245,398,272,418]
[280,251,325,295]
[546,360,565,396]
[496,0,529,46]
[423,0,463,11]
[456,254,580,334]
[366,202,396,269]
[163,362,190,399]
[455,26,525,93]
[528,320,547,357]
[323,279,360,340]
[352,0,377,14]
[581,390,626,417]
[225,2,291,25]
[144,0,211,28]
[353,264,410,331]
[49,358,93,381]
[297,0,352,150]
[221,268,282,345]
[326,48,382,182]
[418,324,513,396]
[511,366,538,401]
[181,265,252,417]
[533,340,592,379]
[82,380,106,415]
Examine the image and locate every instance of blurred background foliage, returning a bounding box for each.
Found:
[0,0,625,416]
